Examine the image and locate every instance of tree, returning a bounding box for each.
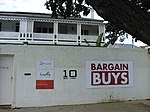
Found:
[45,0,150,45]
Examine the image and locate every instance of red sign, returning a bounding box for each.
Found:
[86,61,133,88]
[36,80,54,89]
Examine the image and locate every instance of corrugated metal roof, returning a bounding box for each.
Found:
[0,11,103,22]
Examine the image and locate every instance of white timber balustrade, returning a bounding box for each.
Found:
[0,12,105,46]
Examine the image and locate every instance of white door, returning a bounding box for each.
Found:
[0,55,13,105]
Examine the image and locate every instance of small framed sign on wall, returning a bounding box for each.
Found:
[36,60,54,89]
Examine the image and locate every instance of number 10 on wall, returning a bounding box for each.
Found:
[63,70,77,79]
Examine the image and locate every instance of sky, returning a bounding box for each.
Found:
[0,0,50,13]
[0,0,146,47]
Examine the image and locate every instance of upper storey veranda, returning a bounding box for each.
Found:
[0,11,105,46]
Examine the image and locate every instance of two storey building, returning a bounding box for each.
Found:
[0,11,105,46]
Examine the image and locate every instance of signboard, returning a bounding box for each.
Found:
[36,60,54,89]
[36,60,54,70]
[36,70,54,80]
[86,61,133,88]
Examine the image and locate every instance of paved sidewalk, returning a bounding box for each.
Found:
[0,100,150,112]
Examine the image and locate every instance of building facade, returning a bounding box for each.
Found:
[0,11,105,46]
[0,12,150,108]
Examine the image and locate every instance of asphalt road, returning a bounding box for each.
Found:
[0,100,150,112]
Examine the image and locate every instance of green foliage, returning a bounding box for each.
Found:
[96,33,110,47]
[45,0,90,18]
[96,33,103,47]
[130,0,150,11]
[105,23,125,44]
[45,0,150,45]
[96,33,117,47]
[84,33,110,47]
[105,0,150,44]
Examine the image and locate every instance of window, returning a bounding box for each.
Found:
[81,29,89,35]
[15,22,20,32]
[43,28,47,33]
[58,24,67,34]
[81,30,83,35]
[35,27,53,33]
[34,22,54,33]
[36,27,42,33]
[49,28,53,33]
[84,30,89,35]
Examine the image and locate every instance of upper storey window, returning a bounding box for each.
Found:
[0,20,20,32]
[34,22,53,33]
[15,22,20,32]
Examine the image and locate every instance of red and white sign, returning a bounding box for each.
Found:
[36,60,54,89]
[86,61,133,88]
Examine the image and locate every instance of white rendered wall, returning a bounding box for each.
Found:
[0,45,149,107]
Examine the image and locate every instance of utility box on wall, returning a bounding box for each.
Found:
[0,45,150,107]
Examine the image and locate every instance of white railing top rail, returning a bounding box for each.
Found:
[0,32,101,46]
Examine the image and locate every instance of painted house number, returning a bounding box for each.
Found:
[63,70,77,79]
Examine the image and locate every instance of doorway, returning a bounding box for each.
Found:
[0,55,14,105]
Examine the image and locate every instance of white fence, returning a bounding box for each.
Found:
[0,32,99,46]
[0,45,149,107]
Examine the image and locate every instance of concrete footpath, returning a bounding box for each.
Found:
[0,100,150,112]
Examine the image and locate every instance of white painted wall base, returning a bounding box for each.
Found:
[0,45,149,107]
